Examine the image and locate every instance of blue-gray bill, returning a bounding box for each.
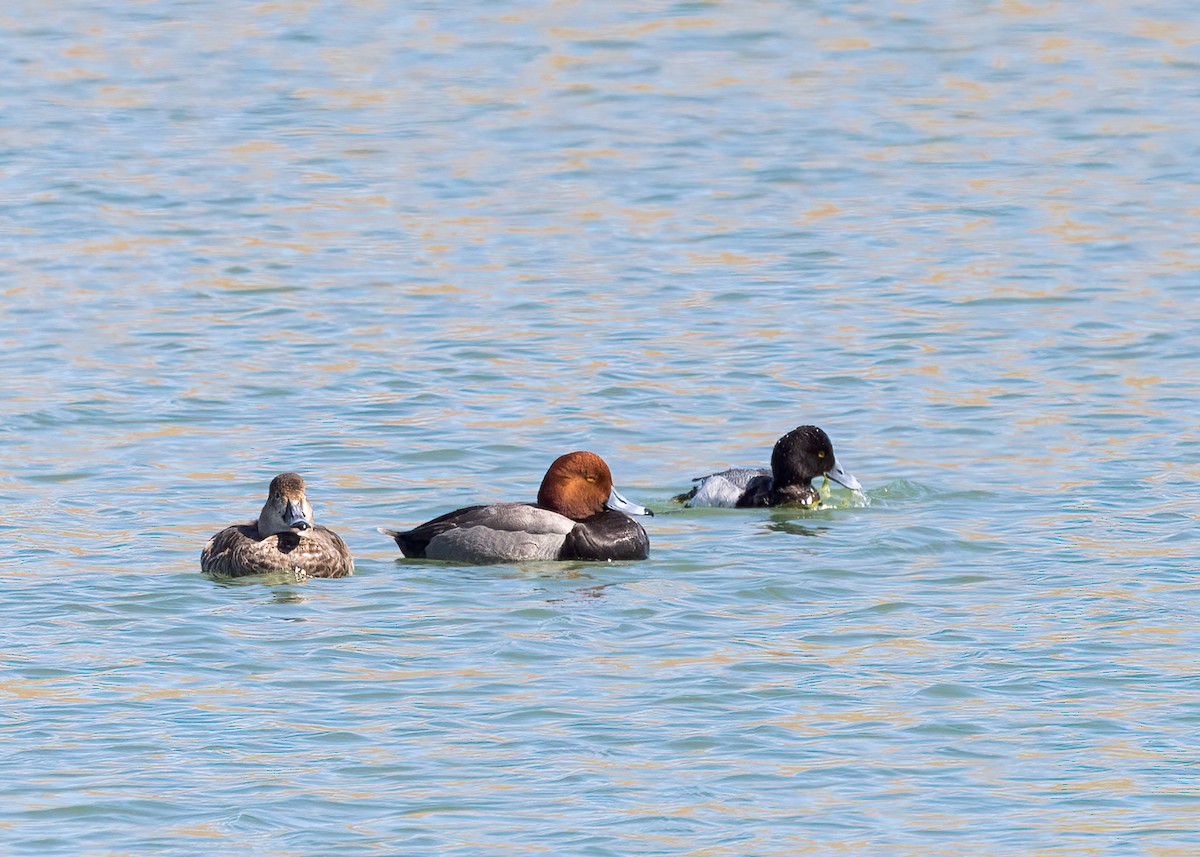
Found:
[605,488,654,517]
[285,503,313,531]
[827,463,861,492]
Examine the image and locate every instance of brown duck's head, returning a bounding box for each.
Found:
[258,472,315,536]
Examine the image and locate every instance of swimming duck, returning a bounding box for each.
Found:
[379,451,653,563]
[675,425,861,508]
[201,472,354,578]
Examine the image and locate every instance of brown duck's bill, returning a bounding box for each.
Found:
[285,503,313,531]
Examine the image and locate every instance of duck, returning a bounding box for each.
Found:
[379,451,653,563]
[674,425,861,508]
[201,472,354,578]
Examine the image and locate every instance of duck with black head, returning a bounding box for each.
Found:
[675,425,862,508]
[379,451,653,563]
[201,472,354,578]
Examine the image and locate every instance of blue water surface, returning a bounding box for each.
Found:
[2,1,1199,854]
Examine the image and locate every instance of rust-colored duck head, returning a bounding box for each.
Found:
[536,451,653,522]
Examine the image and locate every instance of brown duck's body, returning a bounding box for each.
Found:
[200,472,354,578]
[201,522,353,578]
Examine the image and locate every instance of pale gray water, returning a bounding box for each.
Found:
[2,1,1199,854]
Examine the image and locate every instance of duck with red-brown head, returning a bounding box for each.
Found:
[201,472,354,578]
[537,451,650,521]
[380,451,653,563]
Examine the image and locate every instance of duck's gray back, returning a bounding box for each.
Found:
[423,527,563,563]
[686,468,771,507]
[415,502,576,563]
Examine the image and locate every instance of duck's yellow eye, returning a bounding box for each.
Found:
[818,451,825,459]
[585,476,596,483]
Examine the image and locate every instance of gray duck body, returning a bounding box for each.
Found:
[381,502,649,563]
[678,467,776,508]
[379,451,653,564]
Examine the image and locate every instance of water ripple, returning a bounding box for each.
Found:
[3,0,1200,854]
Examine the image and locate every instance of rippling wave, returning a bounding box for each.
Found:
[3,1,1199,854]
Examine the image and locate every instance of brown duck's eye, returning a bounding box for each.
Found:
[584,475,596,483]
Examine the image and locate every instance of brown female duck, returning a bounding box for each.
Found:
[201,473,353,578]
